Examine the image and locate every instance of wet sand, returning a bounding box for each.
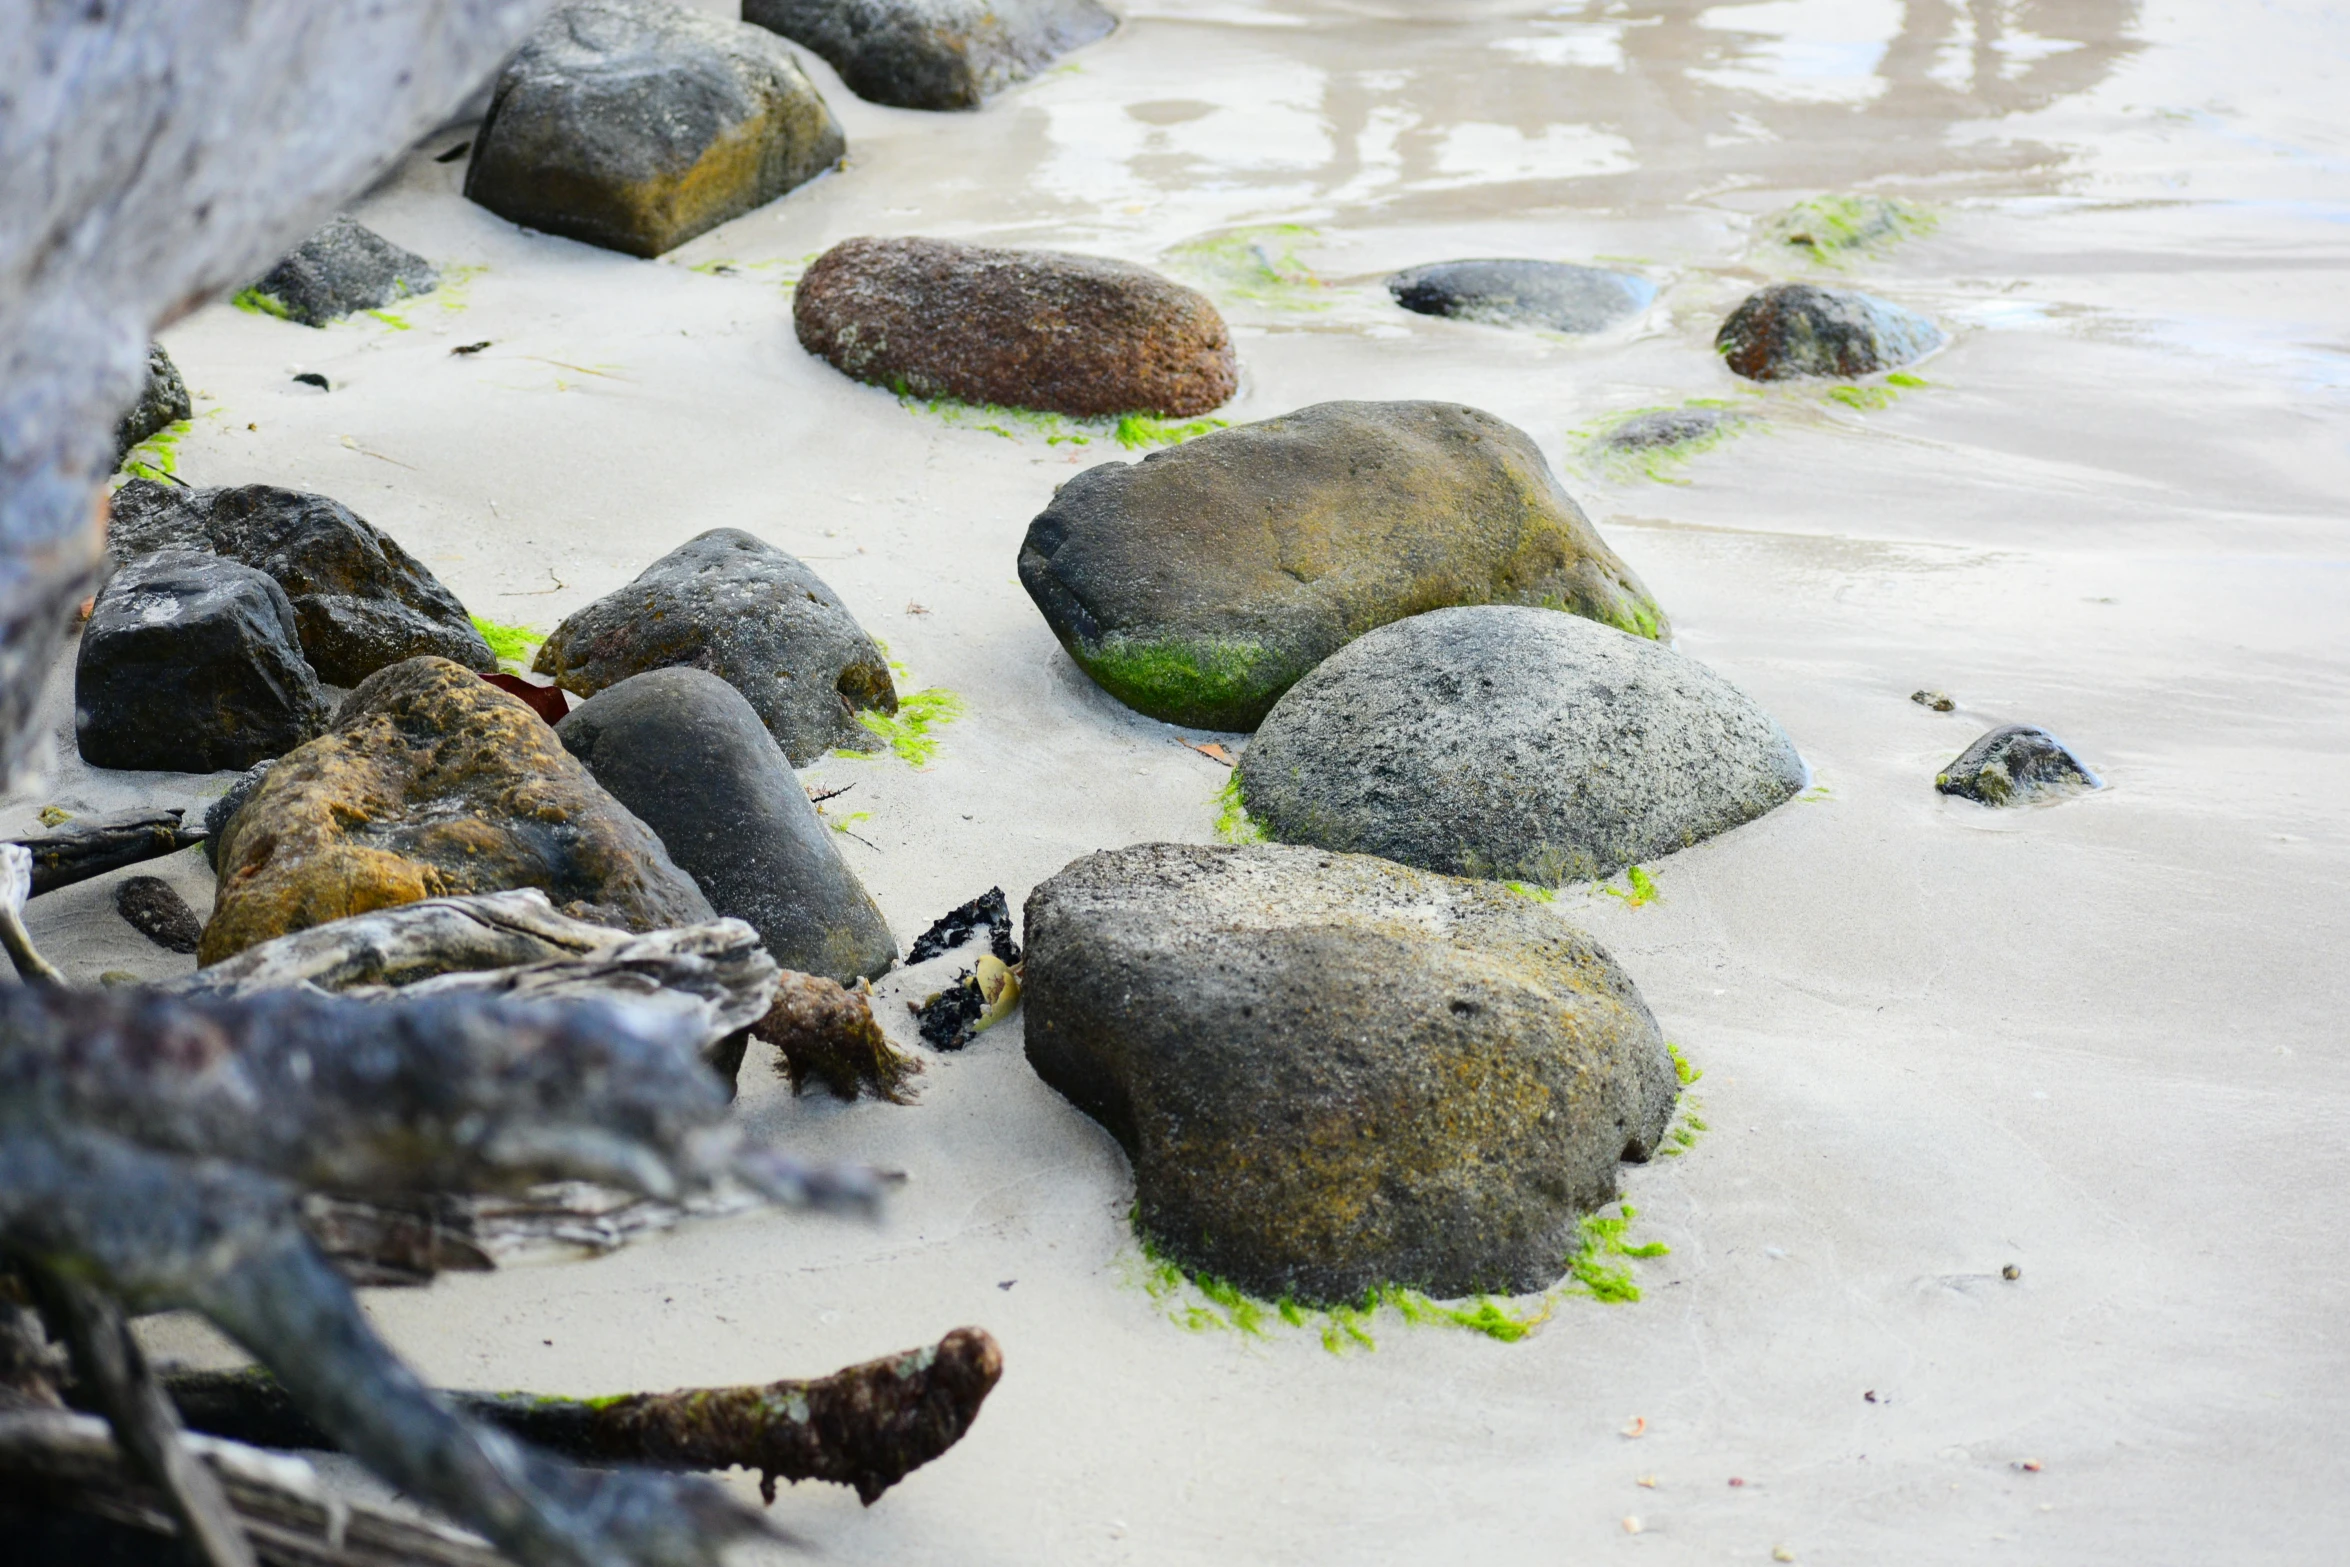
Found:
[17,0,2350,1560]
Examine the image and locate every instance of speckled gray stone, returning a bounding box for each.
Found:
[1388,259,1655,334]
[1936,724,2101,805]
[1715,282,1944,381]
[1238,605,1806,885]
[251,216,438,327]
[1022,841,1677,1304]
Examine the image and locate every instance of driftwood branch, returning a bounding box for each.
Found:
[0,845,63,984]
[753,971,923,1103]
[157,1327,1003,1507]
[7,809,202,896]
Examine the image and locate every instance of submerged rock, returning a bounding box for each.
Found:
[1023,842,1678,1304]
[465,0,846,258]
[1935,724,2101,806]
[1240,605,1806,884]
[1715,282,1944,382]
[1017,400,1667,731]
[103,480,494,685]
[249,216,438,327]
[744,0,1116,110]
[794,235,1236,418]
[113,343,191,464]
[1764,193,1934,259]
[75,551,330,773]
[1599,406,1739,453]
[1388,259,1654,334]
[556,667,896,983]
[201,657,713,963]
[532,528,894,766]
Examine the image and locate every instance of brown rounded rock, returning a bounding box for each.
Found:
[200,657,713,964]
[793,235,1237,418]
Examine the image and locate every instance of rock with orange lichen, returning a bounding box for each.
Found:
[199,657,713,964]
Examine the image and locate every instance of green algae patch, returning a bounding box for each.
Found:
[366,309,413,331]
[1597,865,1659,907]
[1573,400,1752,485]
[470,616,540,667]
[1163,224,1333,311]
[1504,881,1557,903]
[1078,632,1280,732]
[1115,412,1229,450]
[849,687,964,767]
[1764,194,1938,263]
[120,419,192,483]
[893,384,1227,451]
[1828,371,1930,411]
[1213,772,1267,845]
[1660,1043,1709,1160]
[231,287,293,320]
[1564,1206,1671,1303]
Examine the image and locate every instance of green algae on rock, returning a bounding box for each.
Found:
[1022,842,1678,1305]
[1935,723,2103,806]
[1764,193,1938,262]
[1018,400,1668,731]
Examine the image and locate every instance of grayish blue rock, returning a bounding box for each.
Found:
[1388,259,1654,334]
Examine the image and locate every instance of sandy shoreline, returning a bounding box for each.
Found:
[15,0,2349,1560]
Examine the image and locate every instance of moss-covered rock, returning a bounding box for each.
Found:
[1935,724,2102,805]
[201,657,712,964]
[464,0,845,259]
[245,216,436,327]
[743,0,1115,111]
[1017,400,1667,730]
[1023,842,1677,1304]
[112,343,190,465]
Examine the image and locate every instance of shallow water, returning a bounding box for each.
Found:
[27,0,2350,1561]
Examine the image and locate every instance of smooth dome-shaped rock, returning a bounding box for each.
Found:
[76,550,330,773]
[532,528,894,766]
[109,480,496,685]
[465,0,846,258]
[246,215,437,327]
[201,657,713,963]
[1238,605,1806,885]
[1936,724,2101,805]
[794,235,1236,418]
[1715,282,1944,381]
[1018,400,1667,731]
[743,0,1116,111]
[1023,842,1678,1304]
[556,667,897,983]
[1388,259,1654,334]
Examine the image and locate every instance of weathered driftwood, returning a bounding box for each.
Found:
[8,809,203,896]
[298,1183,766,1289]
[0,0,561,787]
[0,1407,511,1567]
[0,844,63,984]
[158,1327,1004,1507]
[754,970,923,1103]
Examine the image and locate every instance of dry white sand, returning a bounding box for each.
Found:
[14,0,2350,1561]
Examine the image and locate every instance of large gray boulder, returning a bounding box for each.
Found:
[75,549,330,772]
[533,528,895,765]
[556,667,896,984]
[1715,281,1944,381]
[106,479,495,685]
[1017,400,1668,731]
[1023,842,1678,1304]
[247,215,437,326]
[465,0,846,258]
[1239,605,1806,885]
[743,0,1116,111]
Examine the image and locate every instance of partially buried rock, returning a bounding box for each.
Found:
[1239,606,1806,885]
[1599,406,1739,454]
[248,216,437,327]
[1715,282,1944,382]
[75,551,330,772]
[1388,259,1654,334]
[201,657,713,964]
[1018,400,1667,731]
[116,875,203,954]
[465,0,845,258]
[113,343,191,464]
[555,667,896,983]
[795,236,1236,419]
[743,0,1116,111]
[1935,724,2101,806]
[107,481,495,685]
[1023,842,1678,1303]
[533,528,894,766]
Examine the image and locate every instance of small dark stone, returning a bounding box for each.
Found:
[744,0,1116,111]
[434,140,472,162]
[113,343,191,465]
[793,235,1237,419]
[75,551,330,773]
[915,974,986,1050]
[203,760,275,870]
[451,340,492,355]
[1388,259,1655,334]
[252,216,437,327]
[102,480,495,686]
[465,0,846,259]
[555,666,897,983]
[1911,688,1956,711]
[116,875,203,953]
[1715,282,1944,382]
[292,372,329,390]
[907,886,1019,966]
[1935,724,2101,806]
[1602,407,1737,453]
[534,528,895,765]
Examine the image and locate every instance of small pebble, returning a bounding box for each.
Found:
[2002,1263,2022,1281]
[1621,1516,1642,1534]
[1911,689,1955,711]
[116,875,203,954]
[1773,1548,1797,1563]
[292,371,329,390]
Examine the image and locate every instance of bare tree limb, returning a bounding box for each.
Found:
[0,844,63,984]
[8,809,202,896]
